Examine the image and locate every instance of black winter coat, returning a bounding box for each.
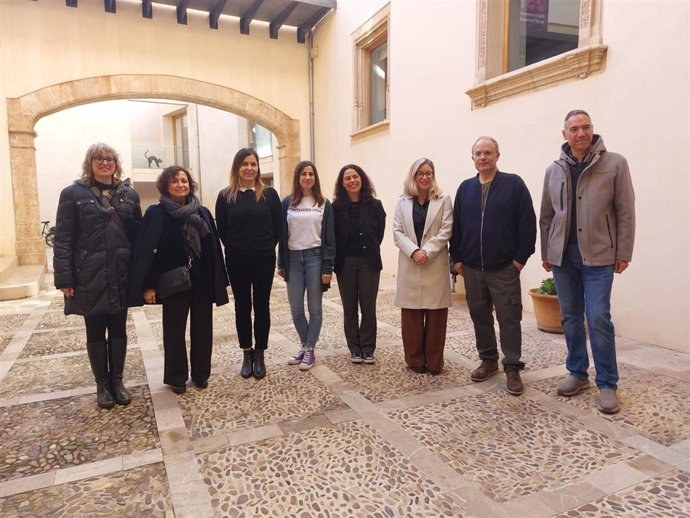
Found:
[53,179,142,316]
[333,199,386,274]
[127,204,229,307]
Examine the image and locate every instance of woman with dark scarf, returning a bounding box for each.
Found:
[129,166,229,394]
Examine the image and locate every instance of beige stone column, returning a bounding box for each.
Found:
[8,128,45,266]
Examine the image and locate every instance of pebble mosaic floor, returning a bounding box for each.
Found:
[0,273,687,517]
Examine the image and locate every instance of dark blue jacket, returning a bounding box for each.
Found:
[450,171,536,271]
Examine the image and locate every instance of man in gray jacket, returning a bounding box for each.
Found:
[540,110,635,414]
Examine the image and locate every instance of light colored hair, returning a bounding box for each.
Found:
[81,142,123,186]
[403,158,442,199]
[226,148,266,202]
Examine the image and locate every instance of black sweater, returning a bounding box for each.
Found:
[215,187,282,259]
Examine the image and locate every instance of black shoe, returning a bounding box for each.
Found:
[172,385,186,395]
[350,352,363,364]
[410,365,427,374]
[241,348,254,379]
[253,349,266,380]
[96,382,116,409]
[363,352,375,364]
[194,380,208,389]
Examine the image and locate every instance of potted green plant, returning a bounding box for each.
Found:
[529,277,563,333]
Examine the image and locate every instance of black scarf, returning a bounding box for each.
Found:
[159,194,210,258]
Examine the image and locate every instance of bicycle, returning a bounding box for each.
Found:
[41,220,55,247]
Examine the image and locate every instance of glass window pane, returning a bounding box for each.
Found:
[369,42,387,125]
[508,0,580,72]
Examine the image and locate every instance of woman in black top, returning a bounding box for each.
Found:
[53,142,141,409]
[215,148,282,379]
[129,166,229,394]
[332,164,386,363]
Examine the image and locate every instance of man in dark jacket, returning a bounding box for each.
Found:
[540,110,635,414]
[450,136,536,395]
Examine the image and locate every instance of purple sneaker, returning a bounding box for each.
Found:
[288,349,305,365]
[299,349,316,371]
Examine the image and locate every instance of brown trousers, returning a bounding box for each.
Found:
[401,308,448,374]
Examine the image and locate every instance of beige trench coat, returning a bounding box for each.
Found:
[393,194,453,309]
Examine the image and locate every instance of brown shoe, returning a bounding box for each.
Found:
[505,370,524,395]
[470,359,499,382]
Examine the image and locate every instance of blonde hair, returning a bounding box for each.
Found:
[81,142,123,186]
[403,158,442,199]
[226,148,266,202]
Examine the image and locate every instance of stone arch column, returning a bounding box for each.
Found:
[7,74,301,265]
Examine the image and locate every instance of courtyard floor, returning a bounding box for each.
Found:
[0,273,688,517]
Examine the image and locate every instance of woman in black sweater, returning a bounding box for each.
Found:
[216,148,282,379]
[332,164,386,363]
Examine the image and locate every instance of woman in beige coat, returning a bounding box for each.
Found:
[393,158,453,374]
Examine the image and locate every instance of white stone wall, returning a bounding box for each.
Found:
[311,0,690,351]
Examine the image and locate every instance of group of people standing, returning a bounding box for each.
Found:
[53,145,387,407]
[53,108,635,416]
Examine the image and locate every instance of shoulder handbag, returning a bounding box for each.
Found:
[157,257,192,298]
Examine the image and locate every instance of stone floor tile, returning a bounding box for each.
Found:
[197,421,464,517]
[389,388,640,502]
[555,469,690,517]
[320,345,474,403]
[0,386,159,483]
[4,348,146,396]
[20,324,138,358]
[177,366,346,439]
[531,363,690,446]
[0,336,10,356]
[0,463,173,517]
[0,313,30,335]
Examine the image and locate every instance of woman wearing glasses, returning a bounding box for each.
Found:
[392,158,453,375]
[277,161,335,371]
[54,143,142,409]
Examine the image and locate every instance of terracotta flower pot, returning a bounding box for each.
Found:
[529,289,563,334]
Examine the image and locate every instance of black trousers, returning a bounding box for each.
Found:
[162,285,213,386]
[227,254,275,350]
[84,310,128,343]
[462,264,525,371]
[336,255,380,355]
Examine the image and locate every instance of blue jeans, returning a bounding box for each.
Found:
[286,248,323,349]
[552,244,617,388]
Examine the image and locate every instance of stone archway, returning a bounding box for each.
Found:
[7,74,301,265]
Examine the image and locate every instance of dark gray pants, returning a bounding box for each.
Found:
[336,256,380,355]
[462,264,524,371]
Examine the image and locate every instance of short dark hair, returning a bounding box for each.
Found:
[564,109,591,124]
[333,164,377,205]
[156,166,198,196]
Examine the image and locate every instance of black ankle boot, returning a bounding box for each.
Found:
[240,348,254,378]
[86,342,116,409]
[108,337,132,405]
[253,349,266,379]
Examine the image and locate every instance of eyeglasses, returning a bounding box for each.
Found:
[93,156,116,164]
[415,172,433,178]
